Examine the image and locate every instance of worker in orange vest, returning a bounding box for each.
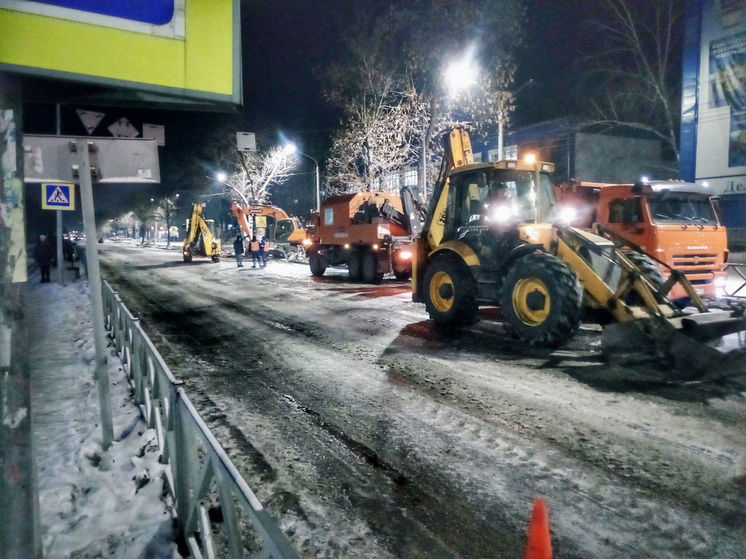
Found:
[249,236,260,268]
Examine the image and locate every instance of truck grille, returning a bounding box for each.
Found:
[672,253,717,283]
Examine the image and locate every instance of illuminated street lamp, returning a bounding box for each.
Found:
[216,171,227,183]
[285,142,320,212]
[444,48,479,99]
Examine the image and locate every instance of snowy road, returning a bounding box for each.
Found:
[100,242,746,558]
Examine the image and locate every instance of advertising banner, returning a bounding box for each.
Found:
[690,0,746,197]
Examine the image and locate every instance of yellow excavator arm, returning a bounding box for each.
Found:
[182,203,221,262]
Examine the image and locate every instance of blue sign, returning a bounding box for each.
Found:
[42,183,75,211]
[35,1,174,26]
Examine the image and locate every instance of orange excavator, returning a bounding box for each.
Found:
[231,201,306,259]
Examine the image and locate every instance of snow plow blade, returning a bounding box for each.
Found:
[555,228,746,381]
[602,311,746,381]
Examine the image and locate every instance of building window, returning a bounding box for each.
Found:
[472,152,483,163]
[404,168,417,186]
[504,144,518,159]
[488,149,499,162]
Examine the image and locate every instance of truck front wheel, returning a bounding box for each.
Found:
[500,251,583,346]
[348,250,362,281]
[309,252,327,276]
[362,250,383,284]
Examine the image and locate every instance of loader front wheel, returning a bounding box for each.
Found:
[500,251,583,346]
[423,254,478,327]
[309,252,327,276]
[348,250,362,281]
[625,251,664,292]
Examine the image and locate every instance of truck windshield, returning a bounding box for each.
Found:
[647,193,717,225]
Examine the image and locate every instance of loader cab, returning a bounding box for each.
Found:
[443,165,556,243]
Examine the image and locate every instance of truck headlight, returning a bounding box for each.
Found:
[398,250,413,260]
[302,238,312,246]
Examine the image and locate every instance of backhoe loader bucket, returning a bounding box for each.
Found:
[556,227,746,381]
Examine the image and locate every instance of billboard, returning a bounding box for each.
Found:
[0,0,241,105]
[681,0,746,198]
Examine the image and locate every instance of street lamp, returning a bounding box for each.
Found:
[444,48,479,99]
[285,142,320,212]
[216,171,227,183]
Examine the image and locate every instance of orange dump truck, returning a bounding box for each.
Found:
[304,191,414,283]
[555,180,729,298]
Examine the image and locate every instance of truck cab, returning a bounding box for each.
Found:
[556,181,729,298]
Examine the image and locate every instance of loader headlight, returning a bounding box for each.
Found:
[491,204,514,223]
[398,250,413,260]
[558,206,577,224]
[302,238,312,246]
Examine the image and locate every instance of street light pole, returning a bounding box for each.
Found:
[285,143,320,212]
[296,152,319,212]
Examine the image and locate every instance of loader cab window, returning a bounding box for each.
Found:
[447,168,556,234]
[446,170,488,237]
[324,208,334,225]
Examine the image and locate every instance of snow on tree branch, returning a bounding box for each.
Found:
[225,146,296,205]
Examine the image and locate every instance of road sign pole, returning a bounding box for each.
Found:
[77,139,113,449]
[56,211,64,285]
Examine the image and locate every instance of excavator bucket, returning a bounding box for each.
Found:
[556,227,746,381]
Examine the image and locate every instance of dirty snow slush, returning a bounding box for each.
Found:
[100,242,746,558]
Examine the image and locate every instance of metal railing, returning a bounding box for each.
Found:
[102,281,298,559]
[725,263,746,299]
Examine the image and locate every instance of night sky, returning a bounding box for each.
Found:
[21,0,589,234]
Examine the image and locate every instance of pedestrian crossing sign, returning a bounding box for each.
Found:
[41,183,75,211]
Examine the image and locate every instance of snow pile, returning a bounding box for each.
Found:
[28,280,178,558]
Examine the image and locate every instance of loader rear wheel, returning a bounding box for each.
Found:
[423,254,478,327]
[362,250,383,284]
[348,250,362,281]
[309,253,326,276]
[500,251,583,346]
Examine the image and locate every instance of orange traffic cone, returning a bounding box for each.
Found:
[524,498,553,559]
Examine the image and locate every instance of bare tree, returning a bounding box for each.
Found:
[581,0,684,167]
[154,195,180,247]
[324,0,524,200]
[326,55,417,194]
[225,146,296,205]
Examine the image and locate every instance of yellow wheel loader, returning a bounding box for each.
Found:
[182,203,221,263]
[409,129,746,379]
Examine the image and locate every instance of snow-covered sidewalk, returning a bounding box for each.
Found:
[27,279,178,558]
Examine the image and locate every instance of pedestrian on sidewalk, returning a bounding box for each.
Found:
[259,236,268,268]
[233,235,245,267]
[34,234,54,283]
[249,236,260,268]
